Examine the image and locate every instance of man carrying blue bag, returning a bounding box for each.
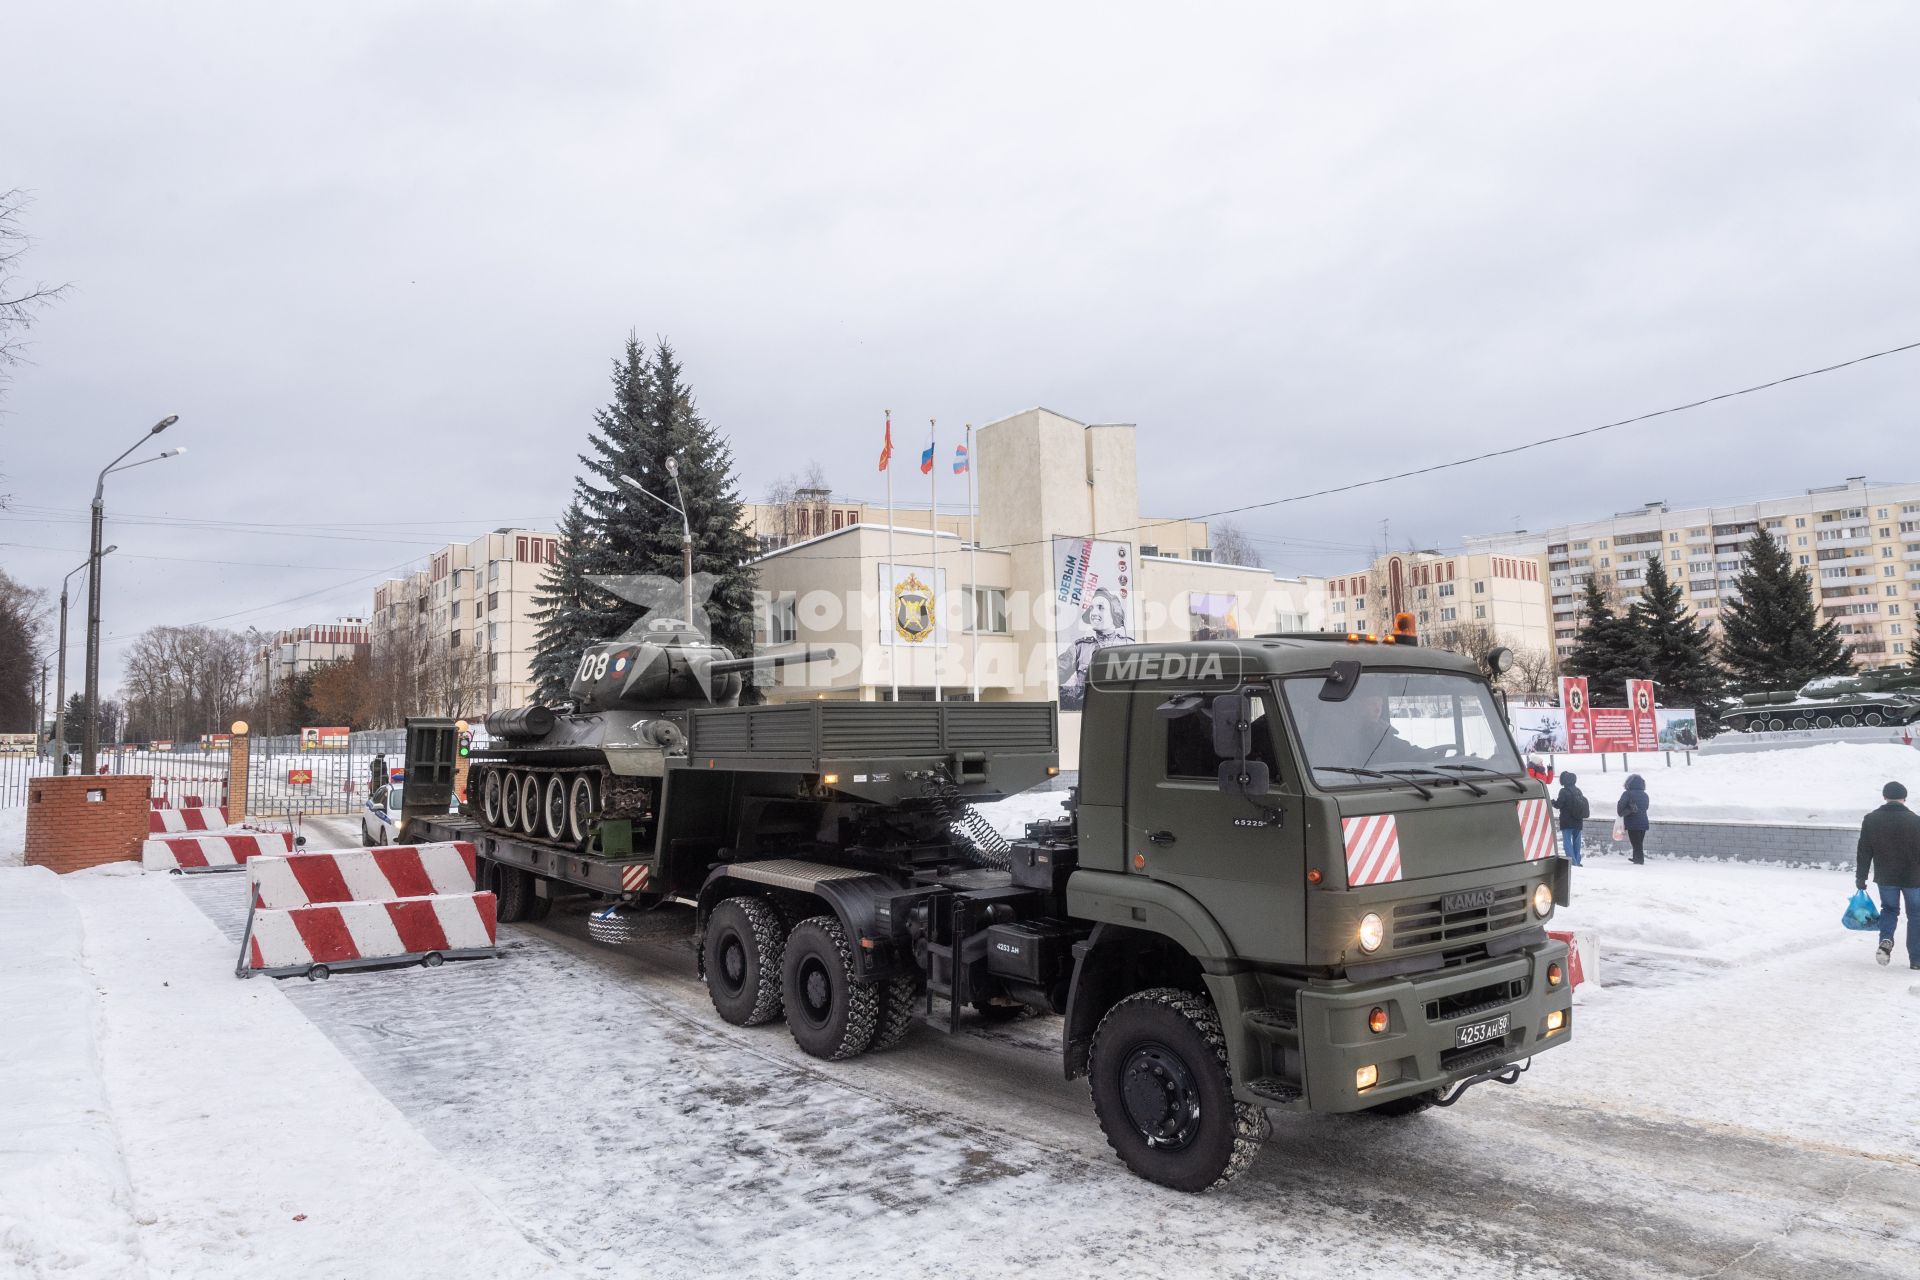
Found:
[1856,780,1920,969]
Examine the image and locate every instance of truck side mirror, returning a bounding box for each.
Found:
[1218,757,1271,797]
[1209,690,1270,797]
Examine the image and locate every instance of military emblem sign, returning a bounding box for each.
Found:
[894,572,935,644]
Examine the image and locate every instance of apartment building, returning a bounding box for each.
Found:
[1474,476,1920,665]
[248,618,370,704]
[1322,549,1553,658]
[370,528,559,719]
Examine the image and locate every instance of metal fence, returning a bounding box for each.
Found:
[244,734,400,818]
[0,747,232,808]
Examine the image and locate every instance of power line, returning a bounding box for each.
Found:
[0,541,388,572]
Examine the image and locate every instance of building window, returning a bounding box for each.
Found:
[488,622,499,644]
[968,587,1010,635]
[450,630,462,649]
[1473,581,1486,594]
[1189,549,1213,563]
[1474,605,1486,619]
[489,591,499,611]
[1439,607,1457,622]
[451,600,462,620]
[1795,517,1806,528]
[1437,582,1455,597]
[1138,545,1160,557]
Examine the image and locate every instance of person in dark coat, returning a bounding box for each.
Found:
[1857,780,1920,969]
[1554,772,1590,866]
[1617,774,1650,864]
[369,752,387,796]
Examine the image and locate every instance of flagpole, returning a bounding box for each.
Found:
[929,418,941,703]
[967,423,979,702]
[886,410,897,702]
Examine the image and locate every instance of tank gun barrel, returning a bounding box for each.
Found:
[704,646,837,678]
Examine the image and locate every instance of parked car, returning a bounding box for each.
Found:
[361,782,403,846]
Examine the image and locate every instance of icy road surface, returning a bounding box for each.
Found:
[148,814,1917,1280]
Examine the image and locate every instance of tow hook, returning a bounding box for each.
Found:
[1431,1057,1530,1108]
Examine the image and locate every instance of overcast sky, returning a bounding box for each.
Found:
[4,2,1917,690]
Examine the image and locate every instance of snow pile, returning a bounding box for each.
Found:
[1552,740,1919,825]
[0,864,557,1279]
[0,866,147,1279]
[975,785,1070,837]
[0,808,24,867]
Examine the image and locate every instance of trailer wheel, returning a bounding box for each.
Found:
[1088,987,1269,1193]
[703,896,786,1026]
[869,975,922,1051]
[1363,1089,1441,1117]
[494,862,534,923]
[781,915,878,1060]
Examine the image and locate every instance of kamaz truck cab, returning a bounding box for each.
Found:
[1054,620,1572,1188]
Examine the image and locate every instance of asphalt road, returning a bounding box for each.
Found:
[209,815,1918,1279]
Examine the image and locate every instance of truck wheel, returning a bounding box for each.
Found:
[869,975,922,1051]
[704,896,786,1026]
[1088,987,1269,1192]
[1364,1089,1441,1117]
[494,863,534,923]
[781,915,878,1060]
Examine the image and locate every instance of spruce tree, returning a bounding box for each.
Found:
[1627,552,1726,730]
[1718,528,1850,690]
[533,335,759,703]
[1562,575,1645,705]
[528,500,600,705]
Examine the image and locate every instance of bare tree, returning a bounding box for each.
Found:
[120,625,251,742]
[1508,647,1559,699]
[0,189,70,411]
[1428,621,1504,667]
[1209,520,1264,568]
[0,565,47,731]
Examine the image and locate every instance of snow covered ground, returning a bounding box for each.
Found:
[1541,740,1919,825]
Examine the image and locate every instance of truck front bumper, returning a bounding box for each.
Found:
[1273,937,1572,1112]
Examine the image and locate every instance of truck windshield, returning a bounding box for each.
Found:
[1281,671,1522,788]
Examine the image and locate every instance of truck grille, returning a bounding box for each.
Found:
[1392,885,1530,950]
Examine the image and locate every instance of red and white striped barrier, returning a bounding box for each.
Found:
[149,806,229,834]
[236,842,496,979]
[143,831,293,873]
[1547,929,1598,989]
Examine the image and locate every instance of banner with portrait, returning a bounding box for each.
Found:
[1052,537,1135,710]
[876,563,948,647]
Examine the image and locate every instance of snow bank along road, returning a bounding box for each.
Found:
[154,813,1918,1279]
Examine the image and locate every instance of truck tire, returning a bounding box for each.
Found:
[1363,1089,1441,1117]
[704,896,786,1026]
[1088,987,1269,1193]
[869,975,921,1051]
[494,862,534,923]
[781,915,878,1060]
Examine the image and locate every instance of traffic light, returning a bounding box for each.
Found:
[457,729,472,758]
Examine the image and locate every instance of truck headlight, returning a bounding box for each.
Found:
[1358,912,1384,953]
[1532,883,1553,918]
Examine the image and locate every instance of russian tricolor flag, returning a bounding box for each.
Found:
[952,443,969,475]
[920,442,935,474]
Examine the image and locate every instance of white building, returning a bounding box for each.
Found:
[248,618,370,705]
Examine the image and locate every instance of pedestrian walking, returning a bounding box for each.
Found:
[1555,771,1589,866]
[1856,780,1920,969]
[1617,774,1650,864]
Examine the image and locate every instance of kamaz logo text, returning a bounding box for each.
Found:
[1094,652,1228,684]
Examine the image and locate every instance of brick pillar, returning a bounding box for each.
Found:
[25,775,151,873]
[229,730,251,823]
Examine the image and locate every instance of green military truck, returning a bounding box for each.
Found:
[405,623,1572,1192]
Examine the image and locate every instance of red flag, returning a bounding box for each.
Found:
[877,413,893,471]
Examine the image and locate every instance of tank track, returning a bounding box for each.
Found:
[468,761,657,852]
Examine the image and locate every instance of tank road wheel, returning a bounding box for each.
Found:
[542,775,568,842]
[1781,718,1798,731]
[781,915,878,1060]
[703,896,786,1026]
[566,774,597,849]
[1840,714,1859,728]
[869,975,923,1051]
[480,769,504,827]
[518,773,542,835]
[500,771,523,830]
[1816,715,1835,729]
[1088,988,1270,1193]
[1866,712,1885,726]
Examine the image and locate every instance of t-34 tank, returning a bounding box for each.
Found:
[1724,668,1920,733]
[469,616,836,852]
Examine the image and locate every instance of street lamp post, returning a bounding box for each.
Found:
[83,415,184,773]
[618,459,695,627]
[53,546,116,774]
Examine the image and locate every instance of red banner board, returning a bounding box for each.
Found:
[1626,679,1659,750]
[288,768,314,786]
[1559,677,1593,753]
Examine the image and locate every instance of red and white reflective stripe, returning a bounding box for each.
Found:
[245,892,497,969]
[250,842,479,909]
[621,864,651,893]
[1342,814,1402,886]
[149,807,229,834]
[142,832,292,871]
[1516,798,1556,861]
